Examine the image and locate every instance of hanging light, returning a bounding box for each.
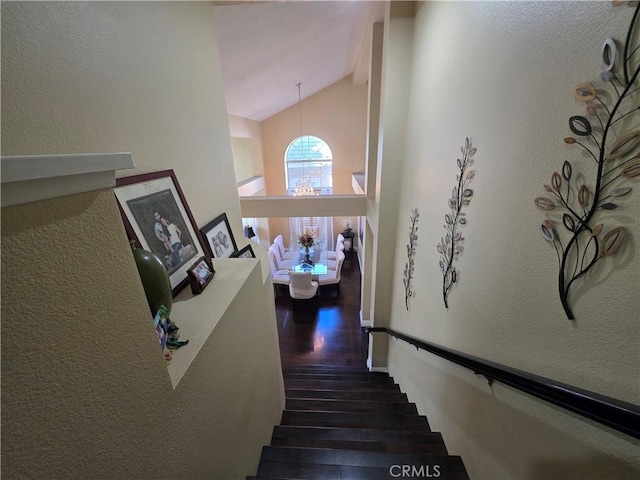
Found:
[293,82,317,196]
[293,178,316,196]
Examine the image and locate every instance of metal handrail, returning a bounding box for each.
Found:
[365,327,640,439]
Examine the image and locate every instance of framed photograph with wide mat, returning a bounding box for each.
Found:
[200,213,238,259]
[114,169,208,295]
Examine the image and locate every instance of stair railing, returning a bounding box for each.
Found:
[365,326,639,440]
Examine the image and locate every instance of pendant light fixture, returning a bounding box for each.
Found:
[292,82,317,196]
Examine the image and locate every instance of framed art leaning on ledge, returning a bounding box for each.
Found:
[187,256,215,294]
[200,212,238,259]
[114,169,208,296]
[233,244,255,258]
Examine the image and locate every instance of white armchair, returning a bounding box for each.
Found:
[268,249,290,297]
[327,238,345,261]
[318,251,345,295]
[268,250,290,284]
[288,271,319,303]
[274,234,299,261]
[268,244,295,270]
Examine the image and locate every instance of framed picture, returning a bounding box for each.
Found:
[114,170,208,296]
[187,256,215,294]
[153,308,169,350]
[200,213,238,259]
[233,244,255,259]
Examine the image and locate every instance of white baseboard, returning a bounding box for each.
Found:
[366,357,388,373]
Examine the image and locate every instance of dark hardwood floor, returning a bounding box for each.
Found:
[275,250,368,368]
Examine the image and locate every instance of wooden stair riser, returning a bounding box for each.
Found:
[281,410,431,431]
[271,437,448,455]
[272,425,443,445]
[286,398,418,414]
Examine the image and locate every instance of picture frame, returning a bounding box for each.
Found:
[114,170,208,296]
[153,308,169,351]
[186,256,215,294]
[200,212,238,259]
[233,244,256,259]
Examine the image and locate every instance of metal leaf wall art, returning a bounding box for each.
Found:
[403,208,419,311]
[535,3,639,320]
[438,138,477,308]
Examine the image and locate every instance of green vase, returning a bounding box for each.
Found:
[130,241,173,316]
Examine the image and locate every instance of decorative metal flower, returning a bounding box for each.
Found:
[438,138,477,308]
[403,208,419,311]
[534,4,639,320]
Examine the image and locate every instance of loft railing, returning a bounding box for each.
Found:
[365,327,640,440]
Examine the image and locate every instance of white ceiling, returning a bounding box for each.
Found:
[212,1,383,122]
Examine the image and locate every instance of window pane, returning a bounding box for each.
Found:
[285,136,333,192]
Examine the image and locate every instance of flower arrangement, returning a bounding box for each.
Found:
[341,218,353,231]
[298,230,315,248]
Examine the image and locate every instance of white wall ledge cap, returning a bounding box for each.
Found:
[1,152,135,207]
[237,175,264,197]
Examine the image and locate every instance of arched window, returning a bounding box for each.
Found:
[285,135,333,195]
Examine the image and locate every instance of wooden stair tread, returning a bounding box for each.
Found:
[283,372,394,382]
[257,449,469,479]
[249,365,468,479]
[281,410,431,430]
[261,445,460,467]
[283,379,401,391]
[285,388,407,402]
[271,436,448,455]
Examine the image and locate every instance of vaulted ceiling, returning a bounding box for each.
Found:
[212,1,384,122]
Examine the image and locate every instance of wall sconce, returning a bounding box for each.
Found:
[243,225,256,239]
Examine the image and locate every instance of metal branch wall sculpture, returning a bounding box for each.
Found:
[403,208,419,311]
[535,3,639,320]
[438,138,477,308]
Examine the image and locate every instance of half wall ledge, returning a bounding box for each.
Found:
[1,152,135,207]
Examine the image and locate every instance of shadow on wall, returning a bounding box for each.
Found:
[387,343,639,480]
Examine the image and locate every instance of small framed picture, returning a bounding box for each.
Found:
[187,256,215,294]
[200,213,238,259]
[153,309,169,350]
[233,244,256,258]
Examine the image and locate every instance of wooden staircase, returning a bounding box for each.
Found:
[249,364,469,479]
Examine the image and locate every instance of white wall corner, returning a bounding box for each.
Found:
[237,176,265,197]
[360,310,371,328]
[1,153,135,207]
[351,173,365,194]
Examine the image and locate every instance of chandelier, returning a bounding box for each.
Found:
[293,178,317,196]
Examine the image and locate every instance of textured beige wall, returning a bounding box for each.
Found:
[1,0,241,238]
[1,2,284,478]
[2,192,284,479]
[384,2,640,479]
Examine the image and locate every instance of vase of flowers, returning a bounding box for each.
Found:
[298,230,315,265]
